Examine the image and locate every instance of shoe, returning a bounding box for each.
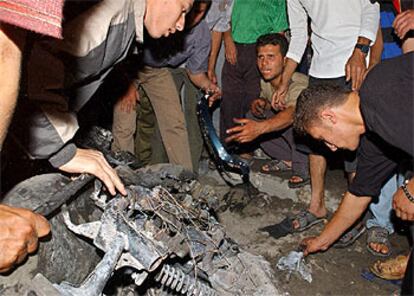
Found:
[259,209,326,239]
[260,160,291,175]
[370,255,408,280]
[366,226,392,257]
[333,221,366,248]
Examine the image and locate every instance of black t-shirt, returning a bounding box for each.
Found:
[348,52,414,197]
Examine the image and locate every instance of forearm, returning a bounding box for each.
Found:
[261,107,294,134]
[0,24,26,150]
[223,29,233,46]
[317,192,372,248]
[281,58,299,84]
[208,31,222,73]
[187,71,211,90]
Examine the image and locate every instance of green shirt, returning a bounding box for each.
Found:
[231,0,288,44]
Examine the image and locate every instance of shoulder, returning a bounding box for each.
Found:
[286,72,309,103]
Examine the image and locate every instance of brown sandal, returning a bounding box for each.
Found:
[370,255,408,280]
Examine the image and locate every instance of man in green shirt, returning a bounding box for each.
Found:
[219,0,288,156]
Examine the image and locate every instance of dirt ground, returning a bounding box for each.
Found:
[200,160,411,296]
[0,157,410,295]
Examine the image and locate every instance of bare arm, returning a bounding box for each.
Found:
[0,24,26,150]
[225,106,294,144]
[273,59,299,108]
[345,0,379,90]
[187,71,221,105]
[207,31,223,84]
[302,192,372,255]
[223,29,237,65]
[367,24,383,70]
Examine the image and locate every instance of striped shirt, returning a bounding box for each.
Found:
[0,0,64,38]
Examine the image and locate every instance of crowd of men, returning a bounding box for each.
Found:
[0,0,413,294]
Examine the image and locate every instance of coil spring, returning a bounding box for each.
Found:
[154,264,218,296]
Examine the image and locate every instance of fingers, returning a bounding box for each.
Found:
[225,133,248,144]
[91,153,126,196]
[0,206,48,273]
[226,51,237,65]
[224,134,239,143]
[59,148,126,196]
[393,10,412,39]
[226,125,244,135]
[352,66,362,91]
[345,63,351,82]
[9,207,50,238]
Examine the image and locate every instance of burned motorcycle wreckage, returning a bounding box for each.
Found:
[2,139,279,295]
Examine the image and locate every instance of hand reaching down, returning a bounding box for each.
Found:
[59,148,127,196]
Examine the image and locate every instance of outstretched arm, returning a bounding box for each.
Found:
[302,192,372,255]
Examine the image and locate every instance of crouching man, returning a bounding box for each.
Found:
[225,33,309,187]
[295,52,414,294]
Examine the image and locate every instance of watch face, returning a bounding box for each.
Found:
[356,44,369,54]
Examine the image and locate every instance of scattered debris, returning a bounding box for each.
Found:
[277,251,312,283]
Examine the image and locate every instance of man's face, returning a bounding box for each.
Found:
[145,0,194,38]
[256,44,285,81]
[307,111,361,152]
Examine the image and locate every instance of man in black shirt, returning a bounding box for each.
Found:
[294,52,414,293]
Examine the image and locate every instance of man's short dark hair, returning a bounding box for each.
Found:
[256,33,288,56]
[294,85,352,134]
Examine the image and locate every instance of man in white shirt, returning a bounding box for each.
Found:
[274,0,379,241]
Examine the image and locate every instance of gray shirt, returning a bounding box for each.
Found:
[142,20,211,74]
[205,0,234,32]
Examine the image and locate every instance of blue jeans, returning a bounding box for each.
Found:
[366,173,404,234]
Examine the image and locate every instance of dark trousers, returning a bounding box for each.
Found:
[401,225,414,295]
[246,110,308,176]
[220,43,260,143]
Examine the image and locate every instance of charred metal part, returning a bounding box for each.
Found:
[54,235,126,296]
[197,94,250,183]
[154,264,218,296]
[75,126,141,169]
[3,173,94,217]
[4,164,279,295]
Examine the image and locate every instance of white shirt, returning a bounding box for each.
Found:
[286,0,379,78]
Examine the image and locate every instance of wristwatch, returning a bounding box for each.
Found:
[355,43,370,55]
[402,179,414,204]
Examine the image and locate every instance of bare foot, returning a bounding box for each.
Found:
[369,242,390,256]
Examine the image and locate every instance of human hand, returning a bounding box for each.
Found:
[345,49,367,91]
[300,236,329,256]
[271,90,287,111]
[393,180,414,221]
[250,98,270,118]
[0,204,50,273]
[272,81,289,110]
[225,118,265,143]
[393,9,414,39]
[206,82,222,107]
[116,83,139,113]
[224,38,237,65]
[207,69,217,85]
[59,148,126,196]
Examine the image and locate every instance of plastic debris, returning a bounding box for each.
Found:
[277,251,312,283]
